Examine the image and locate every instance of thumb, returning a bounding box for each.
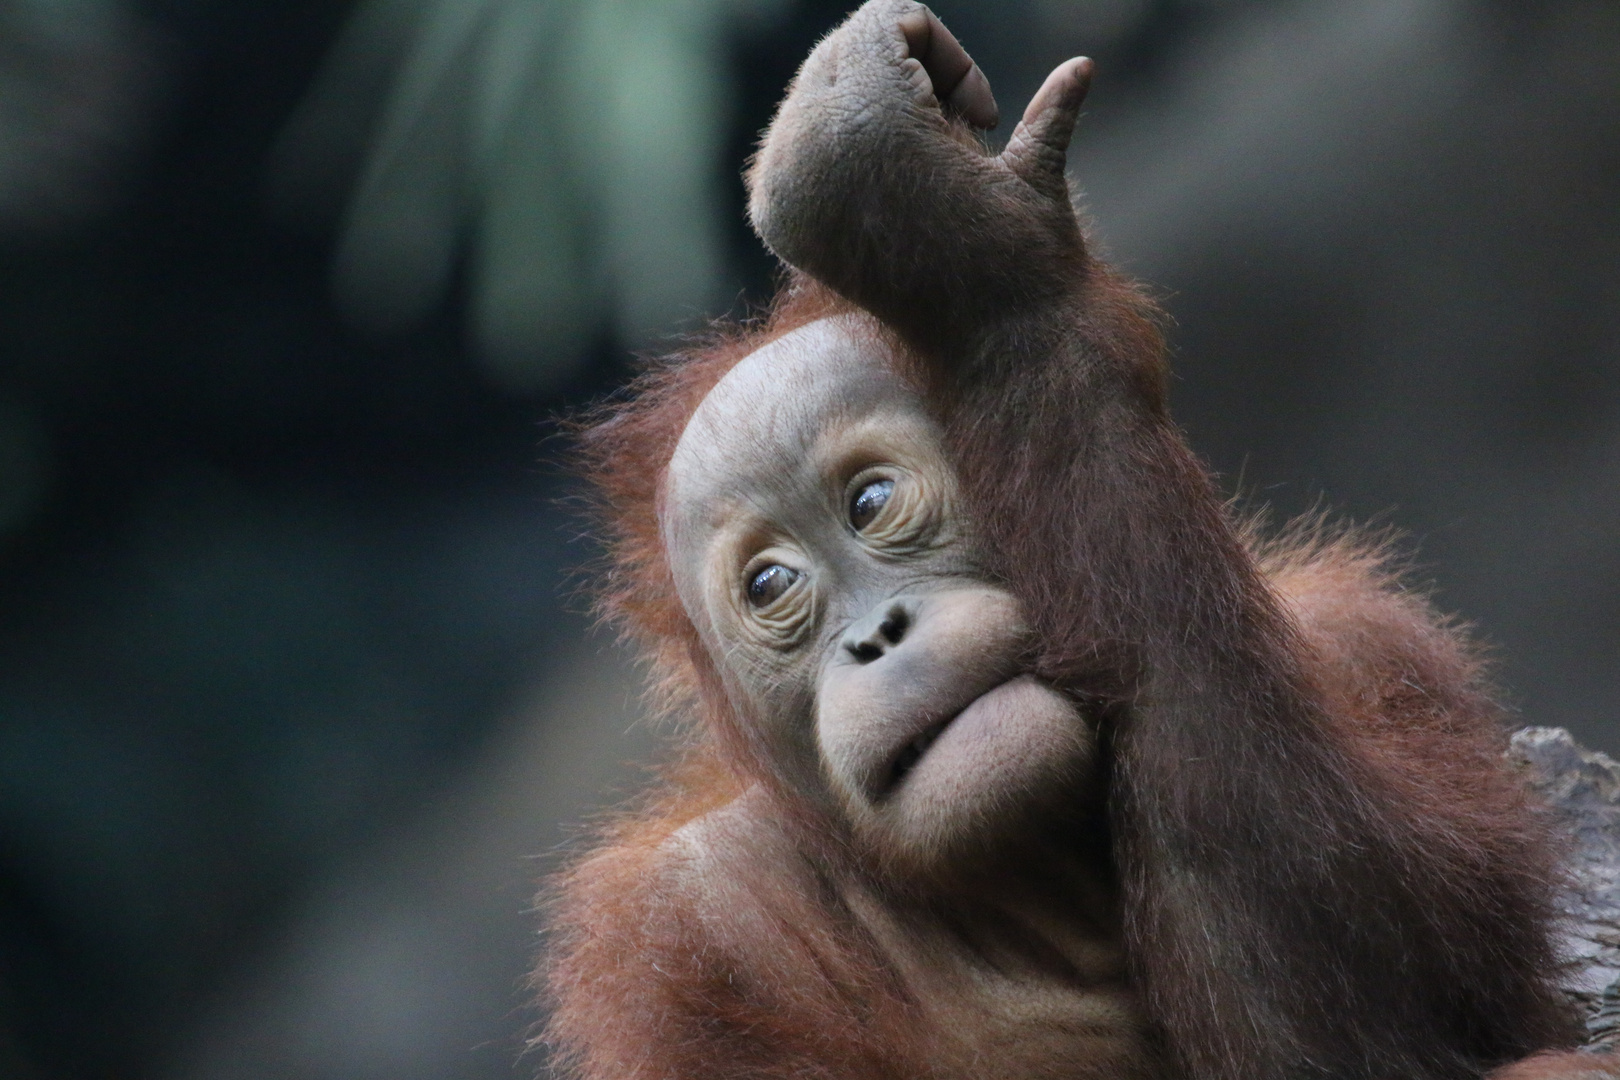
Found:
[1001,57,1093,194]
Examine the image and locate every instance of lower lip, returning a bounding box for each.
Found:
[881,676,1082,803]
[886,675,1038,795]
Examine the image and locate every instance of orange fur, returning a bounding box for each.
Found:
[537,3,1583,1076]
[1487,1051,1620,1080]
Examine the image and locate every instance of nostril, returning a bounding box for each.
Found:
[879,606,909,645]
[847,640,883,664]
[844,602,912,664]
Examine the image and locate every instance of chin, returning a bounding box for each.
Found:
[850,676,1097,886]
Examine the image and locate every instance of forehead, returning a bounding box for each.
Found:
[664,317,917,519]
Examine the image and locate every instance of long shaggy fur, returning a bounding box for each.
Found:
[538,0,1583,1073]
[538,279,1578,1079]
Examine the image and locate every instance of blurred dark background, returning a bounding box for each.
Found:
[0,0,1613,1076]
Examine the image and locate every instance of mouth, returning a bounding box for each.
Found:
[870,673,1079,803]
[885,716,951,793]
[877,675,1033,799]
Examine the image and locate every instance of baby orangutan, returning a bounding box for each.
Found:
[541,3,1612,1079]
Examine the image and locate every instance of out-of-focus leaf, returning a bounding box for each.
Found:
[274,0,789,395]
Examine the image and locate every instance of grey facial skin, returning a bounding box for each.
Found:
[662,316,1092,877]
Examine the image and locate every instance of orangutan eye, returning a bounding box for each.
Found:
[747,564,801,607]
[849,479,895,531]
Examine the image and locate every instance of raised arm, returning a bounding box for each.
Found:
[744,5,1574,1080]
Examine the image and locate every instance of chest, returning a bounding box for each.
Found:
[845,880,1166,1080]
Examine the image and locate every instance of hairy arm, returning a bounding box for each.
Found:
[747,4,1574,1079]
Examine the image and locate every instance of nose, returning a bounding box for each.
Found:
[841,598,915,663]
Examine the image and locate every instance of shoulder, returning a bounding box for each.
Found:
[1251,518,1479,689]
[549,782,813,949]
[1250,518,1519,782]
[541,785,854,1079]
[663,784,805,880]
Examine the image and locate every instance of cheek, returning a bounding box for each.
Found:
[721,657,827,789]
